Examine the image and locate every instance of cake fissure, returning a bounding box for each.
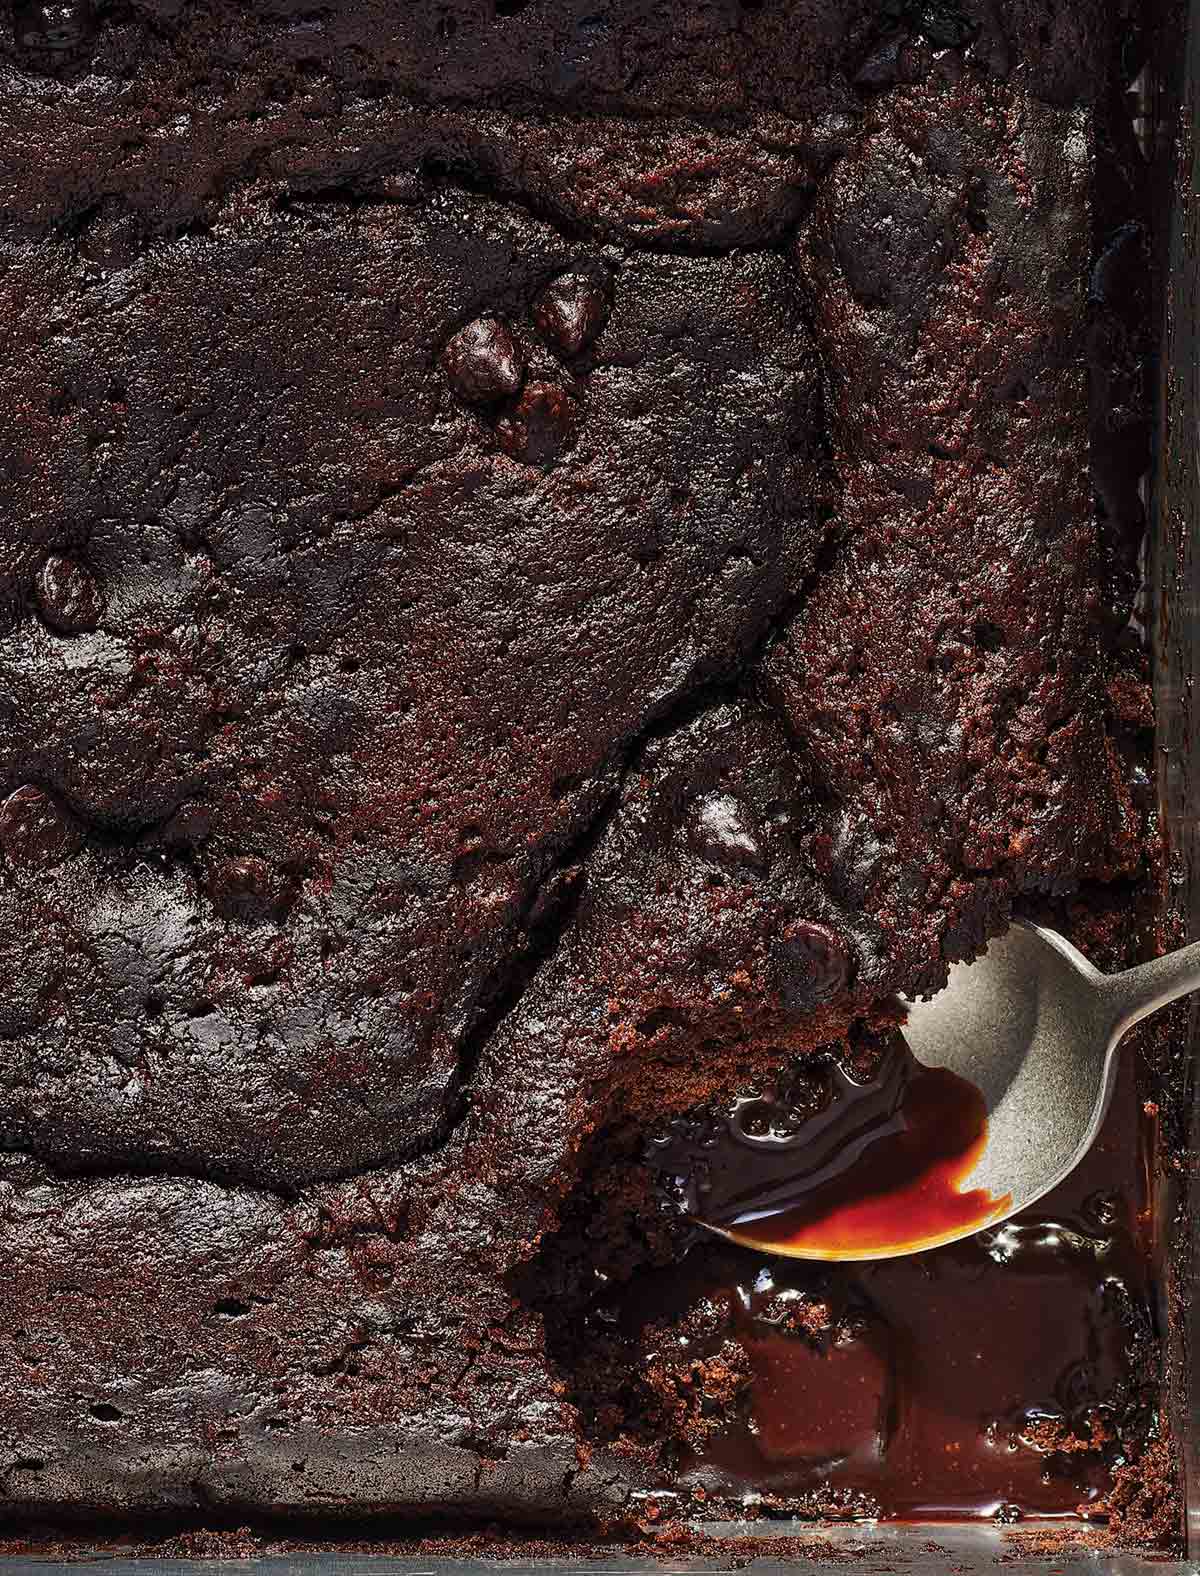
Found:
[0,0,1174,1543]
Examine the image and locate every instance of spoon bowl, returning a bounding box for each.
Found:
[708,922,1200,1261]
[898,923,1117,1223]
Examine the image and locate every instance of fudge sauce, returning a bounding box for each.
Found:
[0,0,1173,1546]
[589,1056,1158,1520]
[649,1036,1012,1257]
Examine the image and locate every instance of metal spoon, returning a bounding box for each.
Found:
[718,921,1200,1260]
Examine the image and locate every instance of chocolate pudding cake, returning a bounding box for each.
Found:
[0,0,1178,1546]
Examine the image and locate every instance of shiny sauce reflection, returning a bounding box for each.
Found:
[650,1040,1011,1258]
[631,1054,1153,1518]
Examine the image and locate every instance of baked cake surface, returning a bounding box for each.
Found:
[0,0,1171,1539]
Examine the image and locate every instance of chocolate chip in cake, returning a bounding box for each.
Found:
[34,556,102,634]
[496,381,577,465]
[533,271,610,358]
[776,920,850,1008]
[12,0,95,54]
[0,785,83,870]
[903,0,977,49]
[210,856,277,920]
[441,316,525,404]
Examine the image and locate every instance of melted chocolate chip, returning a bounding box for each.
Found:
[441,316,525,404]
[496,381,577,465]
[533,271,610,358]
[904,0,977,49]
[34,556,102,635]
[12,0,95,54]
[0,785,83,869]
[210,856,276,920]
[776,919,850,1008]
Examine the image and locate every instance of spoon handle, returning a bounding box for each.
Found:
[1100,938,1200,1039]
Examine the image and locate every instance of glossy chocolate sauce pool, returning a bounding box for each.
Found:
[650,1041,1011,1257]
[635,1051,1156,1517]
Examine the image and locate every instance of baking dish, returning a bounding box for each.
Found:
[1,0,1197,1568]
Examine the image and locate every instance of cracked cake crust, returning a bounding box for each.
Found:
[0,0,1174,1543]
